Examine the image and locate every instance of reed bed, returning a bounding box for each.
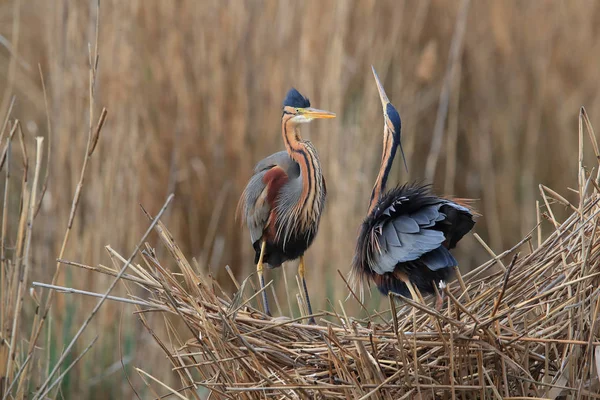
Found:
[55,109,600,399]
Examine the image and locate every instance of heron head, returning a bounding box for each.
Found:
[371,66,402,143]
[371,66,407,172]
[282,88,336,123]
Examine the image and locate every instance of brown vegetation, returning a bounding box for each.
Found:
[1,0,600,398]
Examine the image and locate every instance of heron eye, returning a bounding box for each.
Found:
[295,108,299,113]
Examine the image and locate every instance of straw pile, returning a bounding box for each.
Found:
[83,111,600,399]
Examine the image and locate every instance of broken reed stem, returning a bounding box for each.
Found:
[0,97,15,147]
[490,253,518,318]
[0,120,19,171]
[31,282,152,308]
[5,137,42,386]
[473,233,506,271]
[0,133,10,333]
[135,368,188,400]
[0,125,14,399]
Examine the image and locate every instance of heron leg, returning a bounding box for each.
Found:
[257,240,271,317]
[298,256,316,325]
[396,272,421,304]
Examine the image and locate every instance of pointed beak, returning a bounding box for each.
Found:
[371,66,390,107]
[299,107,336,119]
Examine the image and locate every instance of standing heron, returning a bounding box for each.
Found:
[237,88,335,323]
[350,67,475,309]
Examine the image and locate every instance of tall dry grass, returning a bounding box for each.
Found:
[1,0,600,397]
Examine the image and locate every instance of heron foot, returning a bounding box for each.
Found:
[434,280,445,311]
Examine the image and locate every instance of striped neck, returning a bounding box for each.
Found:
[281,115,324,232]
[367,129,397,214]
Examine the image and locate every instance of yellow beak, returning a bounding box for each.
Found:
[299,107,336,119]
[371,66,390,107]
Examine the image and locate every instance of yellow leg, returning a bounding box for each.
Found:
[396,272,422,304]
[257,241,271,317]
[298,256,316,324]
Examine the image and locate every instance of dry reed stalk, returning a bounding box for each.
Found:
[0,126,42,399]
[6,136,42,391]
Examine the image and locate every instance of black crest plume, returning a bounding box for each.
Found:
[283,88,311,108]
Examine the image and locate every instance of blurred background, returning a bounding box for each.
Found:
[2,0,600,398]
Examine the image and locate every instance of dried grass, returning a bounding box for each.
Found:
[63,110,600,398]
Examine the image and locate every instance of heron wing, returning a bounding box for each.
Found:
[371,196,471,275]
[254,151,300,178]
[240,171,271,244]
[438,200,476,249]
[239,152,299,244]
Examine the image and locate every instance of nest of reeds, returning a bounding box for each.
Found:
[71,112,600,399]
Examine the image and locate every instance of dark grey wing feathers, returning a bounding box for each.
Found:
[383,223,401,247]
[409,211,431,225]
[393,215,420,233]
[241,171,270,244]
[419,246,458,271]
[372,203,455,275]
[419,206,441,223]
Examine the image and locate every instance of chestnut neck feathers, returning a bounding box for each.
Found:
[279,111,325,237]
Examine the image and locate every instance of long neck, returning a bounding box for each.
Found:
[367,128,397,214]
[281,115,324,229]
